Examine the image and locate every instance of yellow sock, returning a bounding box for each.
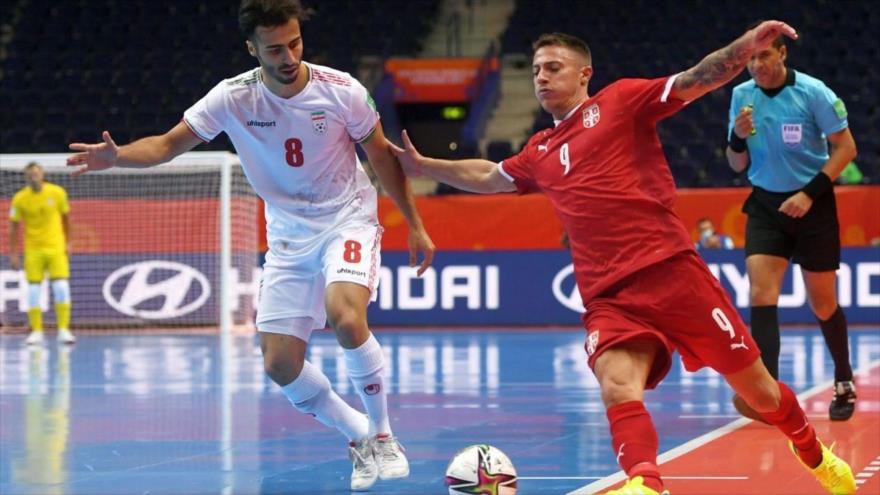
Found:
[55,302,71,331]
[27,308,43,332]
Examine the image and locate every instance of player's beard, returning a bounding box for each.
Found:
[271,63,299,85]
[255,52,299,86]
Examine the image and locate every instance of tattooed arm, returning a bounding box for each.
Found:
[670,21,797,101]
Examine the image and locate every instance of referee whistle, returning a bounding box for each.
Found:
[742,104,757,135]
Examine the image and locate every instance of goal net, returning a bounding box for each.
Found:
[0,152,259,333]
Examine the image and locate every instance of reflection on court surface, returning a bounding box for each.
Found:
[1,327,878,494]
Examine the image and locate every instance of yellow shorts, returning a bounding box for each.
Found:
[24,249,70,283]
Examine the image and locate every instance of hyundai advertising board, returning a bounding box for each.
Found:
[1,249,877,327]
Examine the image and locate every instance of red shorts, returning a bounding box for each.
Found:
[583,250,761,389]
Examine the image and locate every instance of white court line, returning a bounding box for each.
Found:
[567,360,880,495]
[854,455,880,487]
[520,477,603,480]
[679,414,742,419]
[522,476,748,480]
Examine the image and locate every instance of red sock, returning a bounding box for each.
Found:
[760,381,822,468]
[607,401,663,492]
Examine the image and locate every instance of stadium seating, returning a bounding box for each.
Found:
[1,0,438,153]
[1,0,874,186]
[500,0,878,185]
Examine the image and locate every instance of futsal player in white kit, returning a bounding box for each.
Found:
[66,0,435,490]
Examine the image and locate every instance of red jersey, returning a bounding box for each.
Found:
[499,76,696,304]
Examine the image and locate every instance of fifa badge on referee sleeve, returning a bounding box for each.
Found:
[833,99,848,119]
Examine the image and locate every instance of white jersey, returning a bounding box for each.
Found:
[183,63,379,244]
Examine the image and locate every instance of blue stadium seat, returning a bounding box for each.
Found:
[2,0,439,153]
[500,0,878,185]
[487,140,514,164]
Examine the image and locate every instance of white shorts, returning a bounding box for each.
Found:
[256,217,383,339]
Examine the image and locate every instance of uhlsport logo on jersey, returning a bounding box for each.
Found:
[552,263,586,313]
[102,260,211,319]
[311,111,327,134]
[582,104,600,128]
[364,383,381,395]
[246,120,276,128]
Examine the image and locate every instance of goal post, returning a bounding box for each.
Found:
[0,152,259,336]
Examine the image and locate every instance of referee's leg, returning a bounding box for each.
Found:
[804,268,856,420]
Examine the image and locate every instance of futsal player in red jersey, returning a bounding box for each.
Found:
[392,21,856,495]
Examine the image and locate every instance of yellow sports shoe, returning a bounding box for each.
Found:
[789,441,856,494]
[600,476,670,495]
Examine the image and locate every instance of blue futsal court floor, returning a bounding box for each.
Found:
[1,327,878,494]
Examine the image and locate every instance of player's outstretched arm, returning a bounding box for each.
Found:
[671,20,798,102]
[390,130,515,194]
[361,123,436,276]
[67,122,203,176]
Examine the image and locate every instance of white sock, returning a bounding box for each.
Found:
[280,360,369,442]
[344,333,391,436]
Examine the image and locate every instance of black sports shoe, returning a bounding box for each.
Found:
[829,381,856,421]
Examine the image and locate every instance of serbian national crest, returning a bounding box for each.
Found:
[587,331,600,356]
[311,110,327,134]
[582,104,600,128]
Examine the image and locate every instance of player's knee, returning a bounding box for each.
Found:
[809,300,837,321]
[28,283,41,309]
[263,353,302,386]
[599,375,643,407]
[51,279,70,304]
[326,306,365,335]
[749,284,780,306]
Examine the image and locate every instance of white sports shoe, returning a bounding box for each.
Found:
[349,437,378,491]
[373,434,410,480]
[25,331,44,346]
[57,329,76,344]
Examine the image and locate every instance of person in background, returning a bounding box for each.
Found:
[695,217,735,249]
[9,162,76,346]
[725,22,858,422]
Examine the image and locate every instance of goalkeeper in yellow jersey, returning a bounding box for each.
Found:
[9,162,75,345]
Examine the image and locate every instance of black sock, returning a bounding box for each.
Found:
[751,305,780,379]
[817,306,853,382]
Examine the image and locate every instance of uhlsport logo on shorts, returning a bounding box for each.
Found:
[102,260,211,319]
[552,263,586,313]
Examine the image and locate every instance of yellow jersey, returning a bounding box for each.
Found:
[10,182,70,252]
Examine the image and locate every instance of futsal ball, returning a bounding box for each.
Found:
[445,444,518,495]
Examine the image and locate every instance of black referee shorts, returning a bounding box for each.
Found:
[743,186,841,272]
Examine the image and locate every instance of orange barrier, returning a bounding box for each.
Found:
[1,198,257,254]
[376,186,880,250]
[384,58,498,102]
[7,187,871,254]
[675,186,880,247]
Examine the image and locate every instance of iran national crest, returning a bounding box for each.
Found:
[311,110,327,134]
[582,104,600,128]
